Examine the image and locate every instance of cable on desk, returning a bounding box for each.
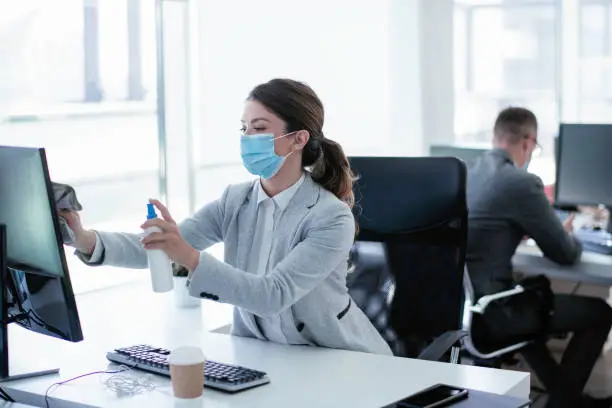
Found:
[102,368,156,397]
[44,366,130,408]
[0,386,14,402]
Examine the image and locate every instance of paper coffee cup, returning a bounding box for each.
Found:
[168,346,206,399]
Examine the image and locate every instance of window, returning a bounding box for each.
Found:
[577,1,612,122]
[455,0,612,184]
[454,0,559,183]
[0,1,160,293]
[455,1,558,151]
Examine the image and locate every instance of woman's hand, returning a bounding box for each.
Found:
[57,210,97,254]
[141,199,200,271]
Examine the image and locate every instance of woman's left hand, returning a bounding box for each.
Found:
[140,199,200,271]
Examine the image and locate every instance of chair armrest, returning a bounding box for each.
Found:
[417,330,467,362]
[470,285,525,314]
[462,285,531,360]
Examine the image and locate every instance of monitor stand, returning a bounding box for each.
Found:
[0,224,59,381]
[573,208,612,255]
[0,358,59,382]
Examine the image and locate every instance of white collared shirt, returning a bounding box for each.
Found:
[250,173,305,343]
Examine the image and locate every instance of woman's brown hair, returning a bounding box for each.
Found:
[247,79,355,208]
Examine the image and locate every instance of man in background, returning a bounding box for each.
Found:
[466,107,612,408]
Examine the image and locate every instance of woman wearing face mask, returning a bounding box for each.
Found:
[61,78,392,355]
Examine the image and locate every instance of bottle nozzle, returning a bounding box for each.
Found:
[147,203,158,219]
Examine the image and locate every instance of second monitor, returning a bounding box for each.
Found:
[556,124,612,253]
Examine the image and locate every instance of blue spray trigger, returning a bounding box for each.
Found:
[147,203,158,219]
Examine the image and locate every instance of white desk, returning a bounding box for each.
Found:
[1,282,530,408]
[514,242,612,286]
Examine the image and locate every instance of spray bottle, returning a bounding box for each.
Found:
[145,203,174,293]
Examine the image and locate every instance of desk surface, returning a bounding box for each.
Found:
[2,282,530,408]
[514,242,612,285]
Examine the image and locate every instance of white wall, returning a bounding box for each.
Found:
[188,0,455,168]
[420,0,455,150]
[389,0,423,156]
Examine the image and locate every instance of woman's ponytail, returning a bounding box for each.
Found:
[311,137,355,208]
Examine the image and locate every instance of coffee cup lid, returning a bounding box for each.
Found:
[168,346,206,365]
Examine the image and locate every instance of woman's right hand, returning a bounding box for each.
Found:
[58,210,97,255]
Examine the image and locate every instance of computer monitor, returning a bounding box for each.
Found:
[429,145,486,168]
[0,145,83,380]
[556,124,612,224]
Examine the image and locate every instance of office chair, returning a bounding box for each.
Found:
[461,271,531,362]
[347,157,468,362]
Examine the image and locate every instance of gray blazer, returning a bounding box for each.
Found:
[88,174,392,356]
[466,148,582,297]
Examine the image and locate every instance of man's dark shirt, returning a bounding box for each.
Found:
[466,148,582,297]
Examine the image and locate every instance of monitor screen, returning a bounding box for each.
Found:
[429,145,486,168]
[0,148,63,276]
[0,146,82,342]
[556,124,612,208]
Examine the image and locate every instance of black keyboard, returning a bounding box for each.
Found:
[575,228,612,255]
[106,344,270,393]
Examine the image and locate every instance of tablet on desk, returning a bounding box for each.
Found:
[382,386,531,408]
[382,384,468,407]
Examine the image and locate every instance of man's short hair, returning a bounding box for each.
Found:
[493,107,538,145]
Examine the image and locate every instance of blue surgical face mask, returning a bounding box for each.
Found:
[523,158,531,171]
[522,150,533,171]
[240,132,296,179]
